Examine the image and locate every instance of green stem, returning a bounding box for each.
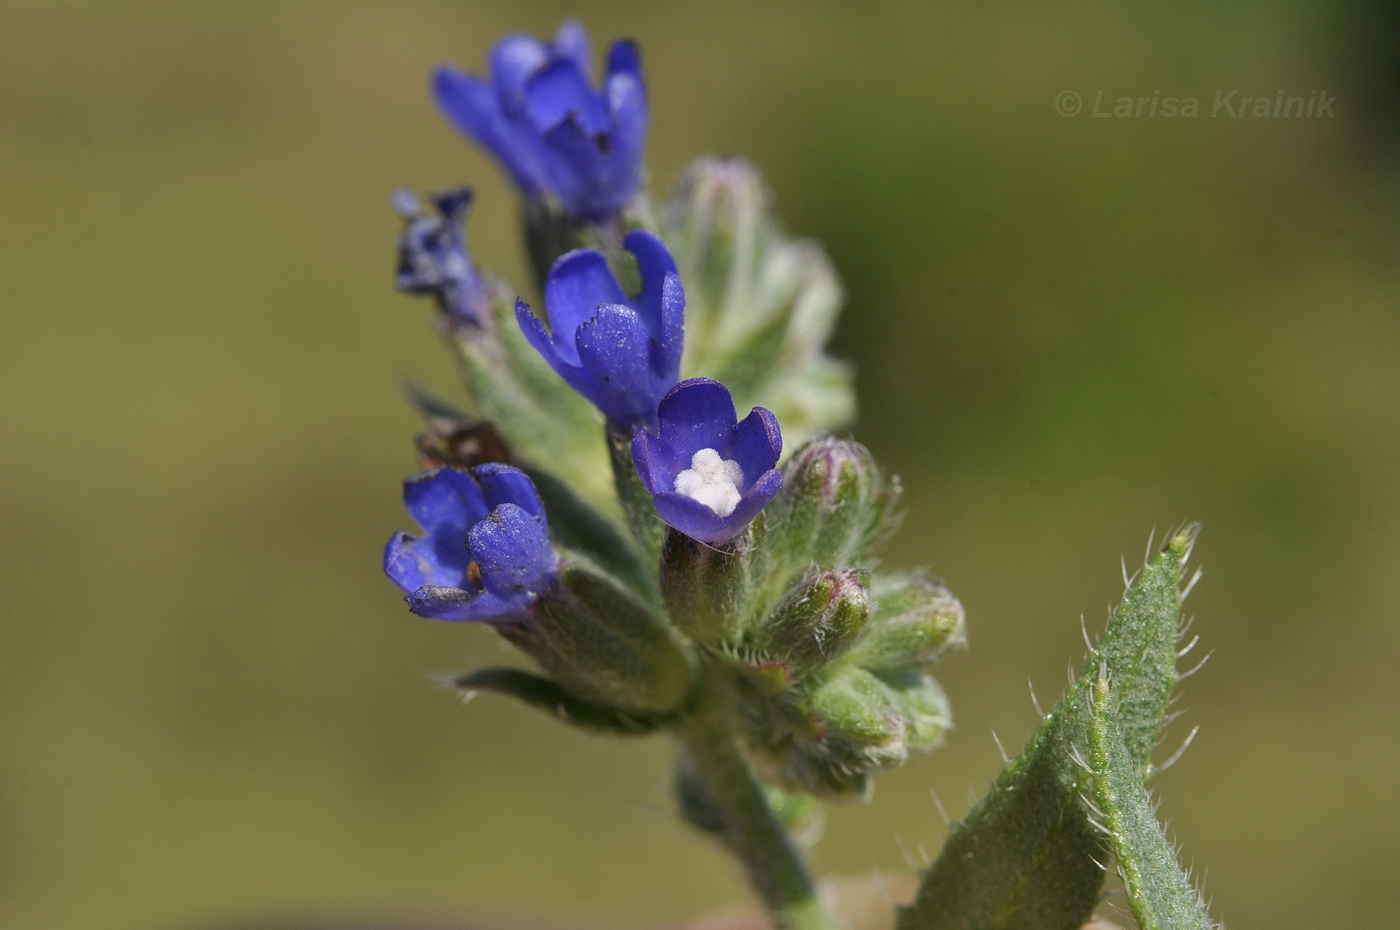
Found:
[676,669,838,930]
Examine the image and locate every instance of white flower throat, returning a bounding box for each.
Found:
[674,448,744,517]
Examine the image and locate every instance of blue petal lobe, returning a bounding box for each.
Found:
[384,531,429,592]
[553,20,593,78]
[605,39,642,82]
[652,273,684,382]
[515,297,598,399]
[433,68,541,195]
[574,304,657,424]
[476,464,546,521]
[537,117,616,218]
[632,427,683,496]
[515,297,576,368]
[730,406,783,486]
[490,34,549,101]
[604,47,648,180]
[652,491,733,545]
[657,378,737,452]
[624,229,679,338]
[544,249,627,349]
[524,58,609,136]
[725,468,783,529]
[468,504,557,597]
[403,468,487,536]
[407,585,520,623]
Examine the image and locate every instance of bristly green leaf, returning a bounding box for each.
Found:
[454,667,675,736]
[1089,678,1217,930]
[897,528,1194,930]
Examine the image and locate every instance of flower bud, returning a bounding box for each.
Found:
[807,667,907,766]
[503,564,694,716]
[880,670,952,751]
[752,569,871,669]
[666,157,767,315]
[766,438,899,572]
[662,157,854,447]
[848,574,966,675]
[659,528,753,645]
[771,667,908,798]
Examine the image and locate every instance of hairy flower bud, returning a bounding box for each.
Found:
[769,667,907,798]
[848,574,966,675]
[662,157,854,447]
[766,437,898,572]
[667,157,767,322]
[880,670,951,752]
[752,569,871,670]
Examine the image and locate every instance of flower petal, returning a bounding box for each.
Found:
[725,467,783,529]
[524,57,609,137]
[475,463,546,521]
[651,273,684,382]
[433,67,540,195]
[407,584,522,623]
[657,378,737,452]
[384,530,429,592]
[624,229,679,337]
[574,303,657,425]
[544,249,627,347]
[632,426,683,496]
[468,503,557,597]
[552,20,593,79]
[605,38,642,83]
[730,406,783,486]
[515,296,572,367]
[604,42,648,177]
[403,467,487,536]
[515,296,598,399]
[653,467,782,546]
[652,490,730,544]
[490,34,549,102]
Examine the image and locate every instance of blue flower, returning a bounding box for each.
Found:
[393,187,485,324]
[384,464,556,622]
[433,21,647,221]
[632,378,783,545]
[515,229,683,428]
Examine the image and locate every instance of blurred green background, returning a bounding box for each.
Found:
[3,1,1398,928]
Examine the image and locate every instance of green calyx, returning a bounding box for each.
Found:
[502,562,696,718]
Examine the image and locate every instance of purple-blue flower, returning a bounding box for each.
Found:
[433,20,647,221]
[384,464,556,622]
[393,187,485,324]
[516,229,683,428]
[632,378,783,545]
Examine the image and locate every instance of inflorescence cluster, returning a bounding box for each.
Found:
[385,9,962,884]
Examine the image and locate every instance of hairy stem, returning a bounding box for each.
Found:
[676,668,837,930]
